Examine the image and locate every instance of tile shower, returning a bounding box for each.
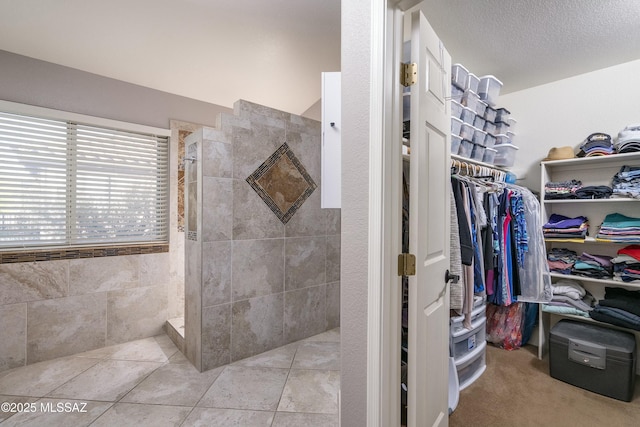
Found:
[0,100,340,375]
[183,100,340,371]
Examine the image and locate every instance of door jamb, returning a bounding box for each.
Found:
[367,1,407,426]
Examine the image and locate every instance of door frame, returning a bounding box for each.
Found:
[366,0,421,426]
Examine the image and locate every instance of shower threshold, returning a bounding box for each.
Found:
[165,316,185,353]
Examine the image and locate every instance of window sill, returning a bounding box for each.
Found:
[0,243,169,264]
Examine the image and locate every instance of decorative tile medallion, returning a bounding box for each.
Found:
[246,143,317,224]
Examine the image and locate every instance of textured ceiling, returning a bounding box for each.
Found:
[419,0,640,94]
[0,0,639,114]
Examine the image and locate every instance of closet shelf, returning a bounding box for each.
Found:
[545,311,640,336]
[543,198,640,204]
[538,152,640,362]
[541,151,640,168]
[544,237,640,244]
[548,272,640,289]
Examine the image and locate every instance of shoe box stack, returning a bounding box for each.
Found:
[449,295,487,390]
[450,64,519,168]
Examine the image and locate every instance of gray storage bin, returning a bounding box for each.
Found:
[451,134,462,154]
[458,139,473,158]
[451,117,463,135]
[461,107,475,125]
[451,64,469,89]
[451,100,463,119]
[470,143,485,161]
[550,320,636,401]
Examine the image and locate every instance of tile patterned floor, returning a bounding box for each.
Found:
[0,328,340,426]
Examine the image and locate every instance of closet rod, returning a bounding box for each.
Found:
[451,154,507,182]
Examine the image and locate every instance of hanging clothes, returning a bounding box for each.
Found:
[450,170,550,308]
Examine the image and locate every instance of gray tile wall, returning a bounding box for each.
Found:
[185,100,340,372]
[0,253,171,372]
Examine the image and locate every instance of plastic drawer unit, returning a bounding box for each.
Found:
[450,303,486,335]
[550,320,636,401]
[455,341,487,391]
[450,315,487,359]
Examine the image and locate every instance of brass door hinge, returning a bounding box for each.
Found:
[401,62,417,87]
[398,253,416,276]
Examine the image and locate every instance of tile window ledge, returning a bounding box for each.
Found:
[0,243,169,264]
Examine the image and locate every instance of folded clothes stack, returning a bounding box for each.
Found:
[544,180,582,200]
[612,165,640,199]
[590,287,640,330]
[541,279,595,317]
[615,125,640,153]
[571,252,613,280]
[596,212,640,243]
[576,132,614,157]
[612,245,640,282]
[546,247,579,274]
[543,213,589,240]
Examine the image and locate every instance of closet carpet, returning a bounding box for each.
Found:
[449,344,640,427]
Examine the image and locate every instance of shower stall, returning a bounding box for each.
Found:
[169,100,340,371]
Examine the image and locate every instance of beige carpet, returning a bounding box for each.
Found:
[449,344,640,427]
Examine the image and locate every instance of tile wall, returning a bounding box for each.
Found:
[0,253,170,372]
[185,100,340,371]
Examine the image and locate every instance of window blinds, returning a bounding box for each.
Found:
[0,110,169,249]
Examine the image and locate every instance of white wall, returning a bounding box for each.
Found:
[341,0,373,425]
[499,58,640,192]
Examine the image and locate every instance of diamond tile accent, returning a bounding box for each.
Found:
[246,143,317,224]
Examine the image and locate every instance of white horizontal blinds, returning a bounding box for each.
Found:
[72,123,169,244]
[0,112,69,247]
[0,109,168,249]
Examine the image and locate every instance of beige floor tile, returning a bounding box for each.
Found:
[292,342,340,370]
[76,337,174,363]
[0,398,112,427]
[47,360,162,401]
[198,366,289,411]
[0,395,39,422]
[277,369,340,414]
[232,343,298,369]
[90,402,191,427]
[302,328,340,343]
[121,363,223,406]
[272,412,339,427]
[181,407,274,426]
[0,356,98,397]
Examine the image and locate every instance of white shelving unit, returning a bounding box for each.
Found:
[537,152,640,363]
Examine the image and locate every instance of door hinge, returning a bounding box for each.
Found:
[401,62,417,87]
[398,253,416,276]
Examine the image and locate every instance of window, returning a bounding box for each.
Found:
[0,101,169,250]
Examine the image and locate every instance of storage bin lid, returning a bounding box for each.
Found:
[452,63,469,71]
[551,320,636,357]
[479,75,503,86]
[495,142,519,150]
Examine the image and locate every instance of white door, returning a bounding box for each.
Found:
[407,7,451,427]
